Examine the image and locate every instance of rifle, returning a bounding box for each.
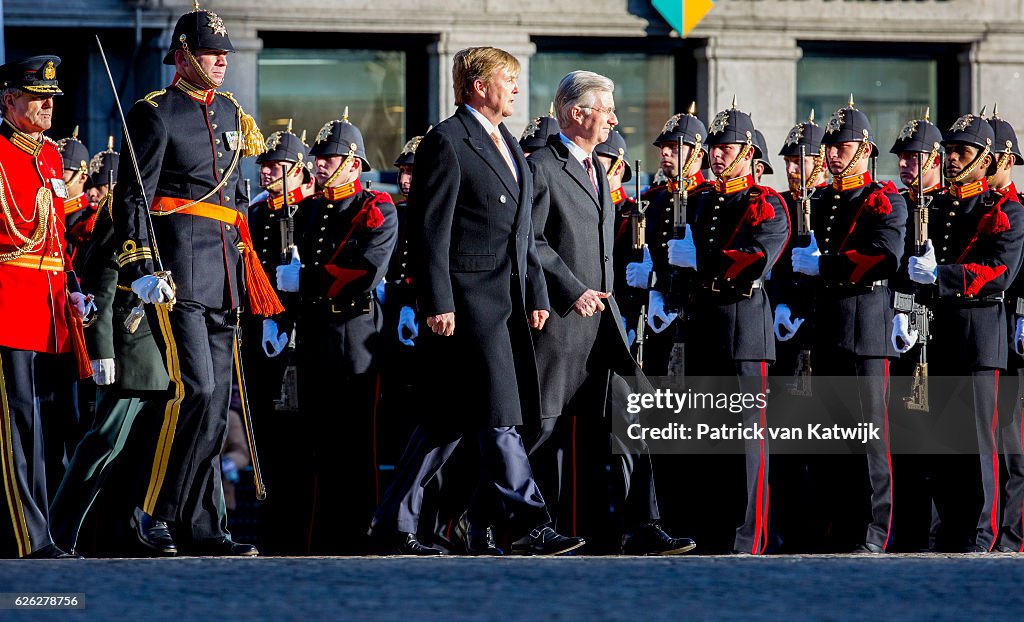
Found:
[274,161,300,413]
[630,159,649,368]
[790,145,813,397]
[666,137,689,380]
[897,153,933,412]
[635,305,647,369]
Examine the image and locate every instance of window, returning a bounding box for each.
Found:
[529,49,676,183]
[797,48,947,181]
[258,48,406,177]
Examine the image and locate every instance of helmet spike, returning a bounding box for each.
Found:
[342,106,349,122]
[548,101,555,117]
[300,130,307,143]
[107,135,114,151]
[979,105,988,118]
[688,101,697,116]
[924,106,930,122]
[808,109,815,124]
[848,93,855,108]
[71,124,79,139]
[994,103,1000,119]
[193,1,201,10]
[287,118,293,133]
[731,94,737,110]
[427,124,433,133]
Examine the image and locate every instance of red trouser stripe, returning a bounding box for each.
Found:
[751,361,768,555]
[883,358,893,551]
[989,371,1000,552]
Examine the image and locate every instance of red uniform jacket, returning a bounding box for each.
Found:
[0,121,72,353]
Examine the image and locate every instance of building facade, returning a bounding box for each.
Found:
[4,0,1023,186]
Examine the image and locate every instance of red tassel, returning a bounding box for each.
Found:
[65,298,93,380]
[359,191,390,230]
[980,207,1011,235]
[865,181,897,215]
[964,263,1007,296]
[746,186,781,227]
[364,204,385,229]
[243,248,285,316]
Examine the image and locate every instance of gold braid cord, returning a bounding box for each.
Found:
[323,154,356,189]
[0,166,52,262]
[948,145,990,184]
[718,142,752,180]
[989,152,1013,185]
[836,139,870,179]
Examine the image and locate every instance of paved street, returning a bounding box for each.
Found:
[2,554,1023,620]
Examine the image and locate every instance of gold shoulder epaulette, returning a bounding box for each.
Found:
[138,89,167,108]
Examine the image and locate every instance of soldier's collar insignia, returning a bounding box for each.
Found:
[206,11,228,37]
[0,117,43,156]
[43,61,56,81]
[714,174,753,195]
[785,123,804,147]
[610,186,625,205]
[951,114,975,133]
[662,114,682,134]
[832,170,871,192]
[826,109,847,135]
[686,171,706,191]
[950,177,988,199]
[172,74,215,104]
[521,118,541,141]
[899,119,919,142]
[323,178,362,201]
[708,110,729,135]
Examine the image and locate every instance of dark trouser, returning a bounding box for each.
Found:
[527,373,660,537]
[816,354,894,550]
[930,369,1000,551]
[48,388,159,551]
[0,347,54,557]
[36,353,81,503]
[295,309,381,554]
[999,367,1024,551]
[145,300,234,543]
[375,424,550,539]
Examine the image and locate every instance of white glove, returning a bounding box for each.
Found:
[667,225,697,269]
[69,291,95,320]
[908,239,938,285]
[90,358,116,386]
[1014,316,1024,356]
[262,318,289,358]
[398,305,418,346]
[792,232,821,276]
[375,279,387,305]
[891,312,919,353]
[276,246,301,292]
[647,290,678,334]
[626,245,654,289]
[773,303,805,342]
[131,274,175,305]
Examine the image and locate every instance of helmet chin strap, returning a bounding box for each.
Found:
[946,144,990,185]
[909,144,940,191]
[835,139,869,179]
[716,137,752,180]
[180,36,219,90]
[323,153,355,188]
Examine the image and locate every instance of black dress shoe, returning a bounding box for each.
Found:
[510,526,585,556]
[963,543,990,554]
[455,513,503,555]
[622,523,696,556]
[189,538,259,557]
[26,544,81,559]
[131,507,177,556]
[392,532,444,556]
[851,543,885,554]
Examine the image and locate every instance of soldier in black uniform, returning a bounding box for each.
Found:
[990,109,1024,552]
[752,129,773,184]
[664,104,789,554]
[56,127,90,258]
[275,114,398,553]
[598,130,642,349]
[882,110,946,553]
[908,113,1024,552]
[243,123,314,554]
[790,99,907,553]
[113,4,279,556]
[645,107,710,376]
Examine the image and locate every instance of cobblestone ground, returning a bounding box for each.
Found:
[2,554,1023,620]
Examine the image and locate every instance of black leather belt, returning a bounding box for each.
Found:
[936,292,1005,307]
[694,278,764,298]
